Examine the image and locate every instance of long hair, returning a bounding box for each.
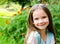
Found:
[24,4,56,44]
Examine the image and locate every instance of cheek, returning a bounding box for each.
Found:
[44,18,49,24]
[33,20,38,25]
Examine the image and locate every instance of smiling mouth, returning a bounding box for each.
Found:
[37,24,46,26]
[38,25,44,26]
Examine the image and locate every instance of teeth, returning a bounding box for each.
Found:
[39,25,43,26]
[38,24,44,26]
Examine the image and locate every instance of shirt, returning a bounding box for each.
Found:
[27,31,55,44]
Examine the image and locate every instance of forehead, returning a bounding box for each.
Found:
[33,9,48,18]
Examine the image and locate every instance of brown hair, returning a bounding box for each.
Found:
[24,4,56,44]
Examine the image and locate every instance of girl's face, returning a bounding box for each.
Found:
[33,9,49,30]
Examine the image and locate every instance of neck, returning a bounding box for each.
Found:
[38,29,47,42]
[39,29,46,35]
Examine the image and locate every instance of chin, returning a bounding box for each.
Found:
[37,27,47,30]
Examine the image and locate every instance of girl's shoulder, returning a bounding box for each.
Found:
[28,31,39,38]
[27,31,39,41]
[47,31,55,44]
[27,31,38,44]
[47,31,54,38]
[29,31,54,39]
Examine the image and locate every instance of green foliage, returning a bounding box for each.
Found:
[48,3,60,43]
[2,10,28,44]
[0,17,10,27]
[10,0,31,10]
[0,9,14,16]
[0,0,7,5]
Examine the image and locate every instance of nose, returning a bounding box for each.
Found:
[38,19,43,23]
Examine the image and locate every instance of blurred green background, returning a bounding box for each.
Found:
[0,0,60,44]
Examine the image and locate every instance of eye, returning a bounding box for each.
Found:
[34,18,39,20]
[42,16,47,19]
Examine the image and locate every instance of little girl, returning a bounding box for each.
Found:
[25,4,56,44]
